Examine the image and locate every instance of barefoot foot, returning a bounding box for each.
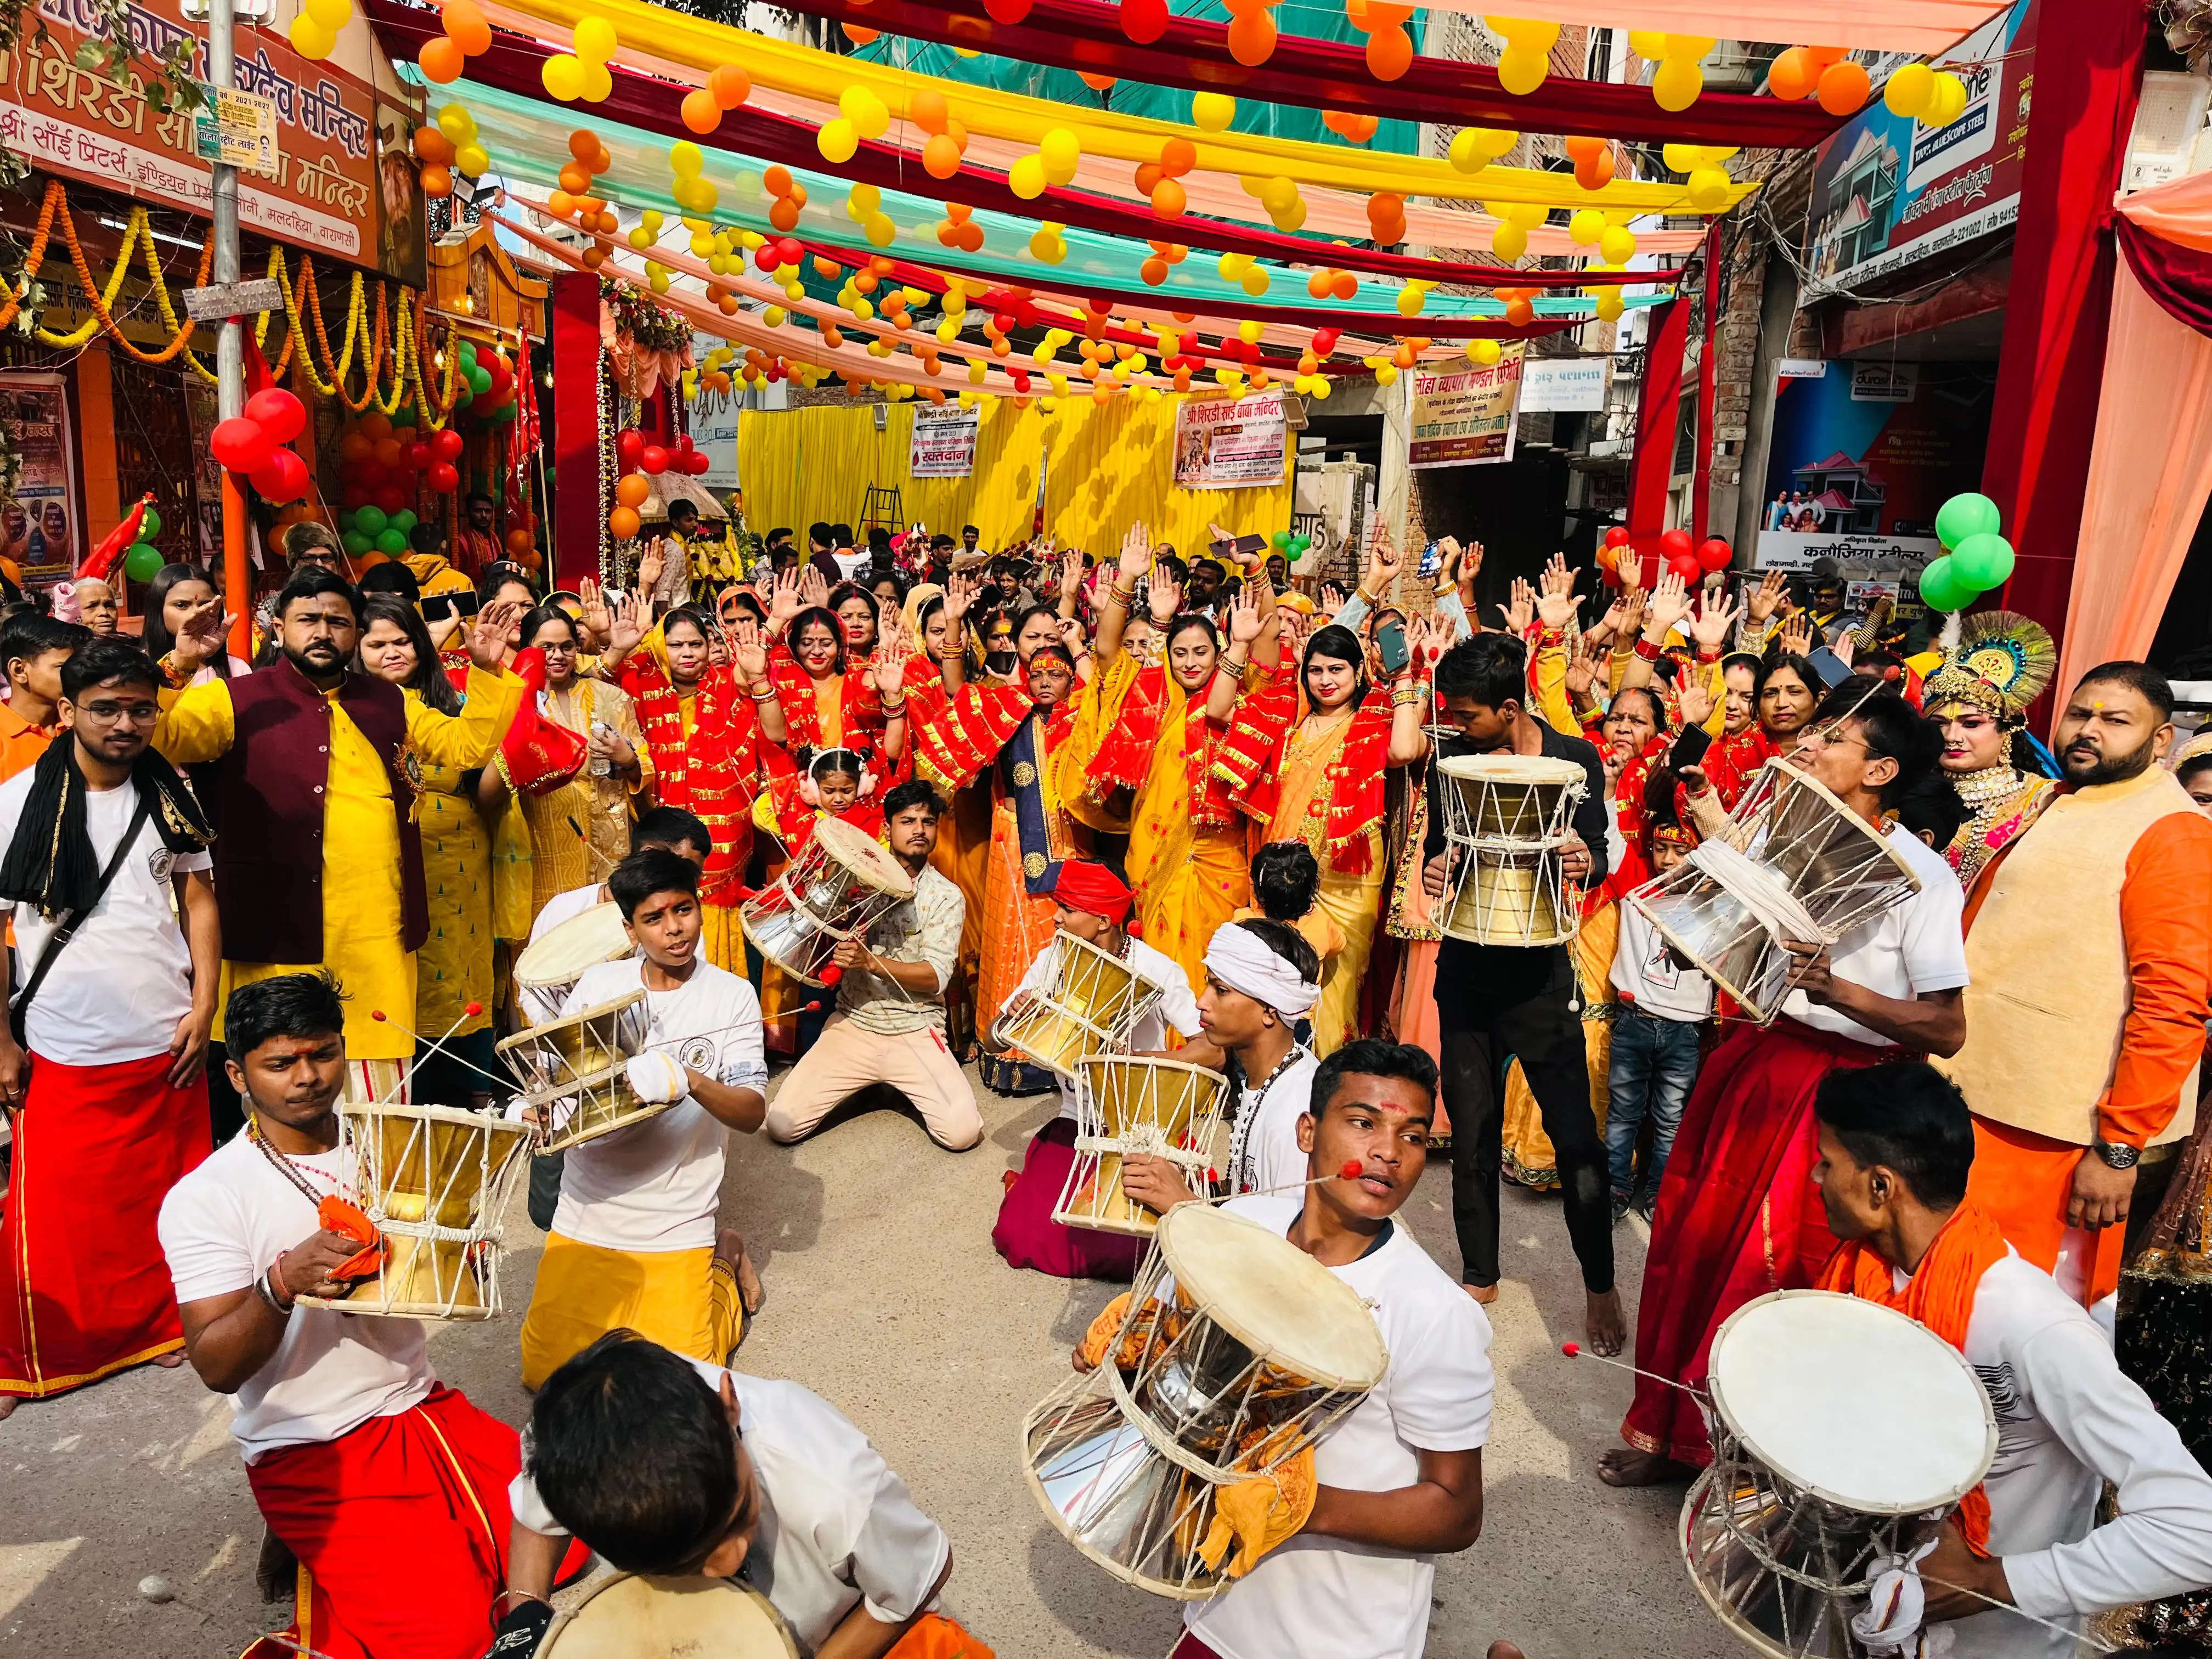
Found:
[1596,1447,1698,1488]
[1584,1288,1626,1356]
[716,1227,765,1315]
[1487,1643,1527,1659]
[1462,1282,1500,1306]
[153,1351,186,1368]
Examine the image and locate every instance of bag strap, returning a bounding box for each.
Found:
[13,791,155,1032]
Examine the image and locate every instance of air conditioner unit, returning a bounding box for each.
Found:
[2125,71,2212,193]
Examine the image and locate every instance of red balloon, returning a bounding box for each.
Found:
[250,447,309,504]
[211,416,274,474]
[1696,537,1733,573]
[486,363,513,396]
[617,428,645,467]
[433,427,466,462]
[1658,527,1694,562]
[981,0,1030,21]
[341,483,371,510]
[1311,328,1340,355]
[1602,525,1632,549]
[374,485,408,516]
[640,444,670,476]
[754,245,780,272]
[774,237,802,266]
[245,388,307,445]
[406,440,433,471]
[1120,0,1168,41]
[1667,552,1703,584]
[992,311,1018,335]
[428,461,461,493]
[355,460,387,490]
[687,448,712,475]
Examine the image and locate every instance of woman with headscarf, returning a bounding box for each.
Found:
[761,572,894,766]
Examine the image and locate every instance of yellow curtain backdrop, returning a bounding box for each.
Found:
[1041,394,1292,555]
[738,400,1045,548]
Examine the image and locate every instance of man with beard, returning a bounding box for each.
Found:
[154,568,524,1099]
[1939,662,2212,1312]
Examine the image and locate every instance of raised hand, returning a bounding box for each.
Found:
[1454,538,1485,592]
[872,642,908,697]
[1564,633,1605,700]
[469,598,524,670]
[1147,560,1183,624]
[1689,589,1741,651]
[1058,548,1084,602]
[799,565,829,610]
[1227,582,1264,645]
[1404,613,1446,670]
[1645,568,1692,637]
[1677,674,1715,728]
[636,538,667,596]
[1321,582,1347,616]
[1534,552,1579,630]
[1747,568,1788,626]
[1620,583,1647,640]
[1497,575,1536,636]
[1363,520,1400,599]
[605,590,646,656]
[169,593,232,668]
[767,568,805,629]
[576,576,610,646]
[1779,611,1815,658]
[725,616,769,679]
[1592,592,1628,646]
[1118,521,1152,583]
[1056,615,1086,655]
[942,571,978,628]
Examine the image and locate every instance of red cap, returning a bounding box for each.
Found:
[1053,860,1134,924]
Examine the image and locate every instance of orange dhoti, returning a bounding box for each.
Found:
[1965,1116,2130,1306]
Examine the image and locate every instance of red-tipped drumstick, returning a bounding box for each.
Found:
[1559,1341,1702,1394]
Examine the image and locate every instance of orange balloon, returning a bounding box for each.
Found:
[1226,9,1276,64]
[768,199,800,232]
[1574,149,1616,191]
[910,87,949,136]
[616,473,650,508]
[1173,368,1192,391]
[592,145,613,174]
[418,37,464,83]
[547,189,575,218]
[842,24,878,43]
[1142,256,1170,286]
[1804,44,1847,67]
[596,210,617,234]
[1330,270,1358,300]
[1307,269,1331,298]
[557,161,590,193]
[443,1,491,54]
[1150,177,1186,218]
[1079,71,1116,91]
[709,64,752,107]
[763,164,793,196]
[506,527,535,554]
[787,182,808,208]
[1364,23,1412,80]
[414,126,455,166]
[609,506,641,540]
[1160,137,1196,176]
[1768,46,1816,100]
[1816,59,1871,115]
[568,129,597,162]
[1505,297,1534,326]
[681,87,721,133]
[922,134,962,179]
[957,222,984,251]
[421,163,453,198]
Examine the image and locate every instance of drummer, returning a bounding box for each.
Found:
[517,849,769,1391]
[494,1330,963,1659]
[1807,1062,2212,1657]
[990,860,1203,1280]
[157,973,565,1659]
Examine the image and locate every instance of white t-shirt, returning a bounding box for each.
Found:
[518,881,627,1026]
[156,1130,434,1462]
[510,1354,949,1655]
[552,957,768,1254]
[1931,1251,2212,1658]
[1781,823,1967,1045]
[1228,1048,1317,1197]
[1184,1195,1495,1659]
[0,770,212,1063]
[832,549,871,580]
[1010,933,1203,1121]
[1610,901,1713,1023]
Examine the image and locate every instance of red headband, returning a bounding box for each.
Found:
[1053,860,1133,924]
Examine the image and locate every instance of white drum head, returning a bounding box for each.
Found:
[813,816,915,899]
[1708,1290,1995,1513]
[516,902,634,990]
[1438,753,1588,788]
[1156,1203,1387,1393]
[542,1573,799,1658]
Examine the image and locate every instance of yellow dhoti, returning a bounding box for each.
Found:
[519,1233,747,1391]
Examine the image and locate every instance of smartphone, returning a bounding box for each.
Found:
[422,592,481,623]
[1418,541,1443,578]
[1376,620,1410,675]
[1210,533,1267,563]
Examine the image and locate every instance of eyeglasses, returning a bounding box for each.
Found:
[77,700,159,724]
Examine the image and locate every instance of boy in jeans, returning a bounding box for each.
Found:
[1606,821,1709,1220]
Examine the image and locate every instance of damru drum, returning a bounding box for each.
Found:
[1023,1203,1387,1599]
[1682,1290,1997,1659]
[1435,753,1589,947]
[990,932,1165,1081]
[294,1102,533,1321]
[1056,1056,1230,1237]
[741,816,915,987]
[495,990,661,1154]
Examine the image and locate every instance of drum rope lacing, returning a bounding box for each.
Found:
[1682,838,1830,946]
[1096,1330,1345,1488]
[1073,1125,1209,1172]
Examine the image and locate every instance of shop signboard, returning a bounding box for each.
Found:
[0,372,81,585]
[1406,347,1525,469]
[0,0,407,273]
[1173,391,1289,489]
[1520,354,1607,413]
[910,400,979,479]
[1803,0,2036,294]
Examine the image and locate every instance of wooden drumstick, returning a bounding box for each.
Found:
[1203,1161,1374,1205]
[368,1005,517,1099]
[1558,1341,1706,1395]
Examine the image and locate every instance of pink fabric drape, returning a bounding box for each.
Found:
[1407,0,2015,54]
[2118,170,2212,255]
[2052,257,2212,732]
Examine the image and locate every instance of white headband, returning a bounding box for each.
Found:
[1205,923,1319,1018]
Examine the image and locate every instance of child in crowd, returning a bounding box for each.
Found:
[752,746,885,852]
[1605,814,1709,1222]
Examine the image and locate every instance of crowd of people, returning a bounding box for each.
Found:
[2,507,2211,1659]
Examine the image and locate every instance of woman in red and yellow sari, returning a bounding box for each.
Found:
[764,598,891,766]
[1215,619,1435,1054]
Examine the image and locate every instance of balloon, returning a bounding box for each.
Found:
[1667,551,1703,584]
[1767,46,1816,100]
[1816,60,1871,116]
[1602,525,1632,548]
[210,416,274,473]
[1496,45,1545,95]
[391,510,418,534]
[1696,537,1733,573]
[405,440,433,471]
[342,530,373,556]
[433,427,466,462]
[640,444,670,476]
[1917,555,1972,613]
[354,505,388,535]
[617,430,645,468]
[245,388,306,444]
[1270,530,1290,551]
[373,486,408,516]
[289,14,337,59]
[1949,532,2016,591]
[1652,56,1702,111]
[1121,0,1168,42]
[368,527,403,556]
[507,527,535,555]
[1884,61,1936,119]
[1658,527,1693,561]
[609,505,641,540]
[122,541,164,582]
[1935,492,2001,550]
[252,449,309,504]
[680,88,721,134]
[428,461,461,493]
[616,473,650,509]
[418,37,464,82]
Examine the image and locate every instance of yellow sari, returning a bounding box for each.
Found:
[519,677,652,922]
[1267,712,1379,1056]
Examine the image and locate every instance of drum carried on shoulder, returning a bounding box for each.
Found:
[1682,1290,1997,1659]
[1023,1202,1387,1599]
[1436,753,1589,946]
[540,1573,800,1658]
[741,816,915,987]
[1054,1056,1229,1237]
[990,933,1166,1081]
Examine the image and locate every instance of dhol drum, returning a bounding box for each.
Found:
[990,933,1165,1081]
[1023,1202,1387,1599]
[741,816,915,988]
[295,1102,533,1321]
[1054,1056,1231,1237]
[1436,753,1589,946]
[495,991,660,1154]
[1628,759,1920,1025]
[1683,1290,1997,1659]
[513,900,635,1026]
[540,1573,800,1658]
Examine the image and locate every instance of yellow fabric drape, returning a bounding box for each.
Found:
[1042,396,1290,554]
[737,401,1044,550]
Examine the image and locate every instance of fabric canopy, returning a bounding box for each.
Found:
[1402,0,2017,54]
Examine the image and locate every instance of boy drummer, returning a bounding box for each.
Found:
[517,848,768,1390]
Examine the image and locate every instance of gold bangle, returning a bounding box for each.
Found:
[1391,682,1426,707]
[1217,657,1248,682]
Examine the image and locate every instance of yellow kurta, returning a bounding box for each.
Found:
[1265,713,1378,1056]
[156,667,522,1060]
[416,756,493,1041]
[522,677,653,921]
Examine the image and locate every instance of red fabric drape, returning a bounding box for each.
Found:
[1692,223,1721,544]
[550,270,603,592]
[1982,1,2145,656]
[1630,296,1690,539]
[2117,215,2212,338]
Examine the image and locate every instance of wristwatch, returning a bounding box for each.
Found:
[2092,1139,2142,1170]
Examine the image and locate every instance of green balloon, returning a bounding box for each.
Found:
[1949,532,2015,591]
[342,530,372,555]
[1269,531,1290,551]
[135,505,162,542]
[490,402,517,424]
[375,527,409,555]
[471,368,493,396]
[390,509,417,534]
[1917,555,1972,613]
[1290,534,1311,555]
[354,505,388,536]
[1935,492,2001,550]
[122,541,163,583]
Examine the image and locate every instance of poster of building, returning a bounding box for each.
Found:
[911,401,980,479]
[1804,0,2035,292]
[1172,391,1288,489]
[0,373,79,585]
[0,0,399,268]
[1406,347,1526,469]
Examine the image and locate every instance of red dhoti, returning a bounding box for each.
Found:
[0,1050,208,1402]
[244,1386,521,1659]
[991,1119,1144,1281]
[1621,1020,1897,1466]
[1965,1117,2127,1307]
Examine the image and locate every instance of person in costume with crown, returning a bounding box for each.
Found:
[1923,611,2062,893]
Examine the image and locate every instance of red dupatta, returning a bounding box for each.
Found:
[1214,674,1392,876]
[911,681,1034,793]
[1088,661,1290,828]
[612,651,788,905]
[767,644,883,758]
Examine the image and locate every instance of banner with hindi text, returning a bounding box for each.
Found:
[1172,391,1288,490]
[1407,348,1526,469]
[910,400,979,479]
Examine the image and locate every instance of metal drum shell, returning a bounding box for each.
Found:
[1054,1056,1229,1237]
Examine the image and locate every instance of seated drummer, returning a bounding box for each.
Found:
[492,1329,966,1659]
[763,780,980,1152]
[517,849,769,1392]
[1076,1039,1492,1659]
[1807,1062,2212,1657]
[159,973,575,1659]
[990,860,1201,1281]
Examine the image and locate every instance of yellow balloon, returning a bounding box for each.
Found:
[1310,376,1330,401]
[846,182,879,219]
[1568,208,1604,246]
[1009,154,1048,199]
[454,143,490,177]
[1241,267,1269,296]
[1599,225,1637,264]
[574,16,617,62]
[1627,29,1668,58]
[1375,363,1397,387]
[1927,72,1970,127]
[288,14,335,58]
[627,225,653,250]
[436,103,475,142]
[540,59,584,104]
[1259,175,1298,214]
[669,140,705,177]
[1653,56,1703,112]
[817,117,859,163]
[1595,290,1625,322]
[1508,202,1547,229]
[765,305,786,326]
[854,94,891,142]
[1661,141,1702,174]
[1191,92,1235,132]
[1497,47,1547,96]
[1448,129,1488,174]
[1686,165,1731,212]
[1238,317,1263,343]
[1396,285,1426,318]
[1491,221,1528,261]
[864,212,896,247]
[582,61,612,101]
[305,0,351,28]
[1883,61,1936,119]
[1040,127,1081,175]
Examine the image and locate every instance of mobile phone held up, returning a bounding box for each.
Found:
[1418,541,1443,578]
[1376,619,1410,676]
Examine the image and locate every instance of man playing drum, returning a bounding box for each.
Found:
[157,973,566,1659]
[991,860,1202,1280]
[517,849,769,1391]
[492,1330,965,1659]
[1808,1062,2212,1657]
[764,780,981,1151]
[1606,682,1969,1486]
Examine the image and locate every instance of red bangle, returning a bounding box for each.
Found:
[1634,636,1662,661]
